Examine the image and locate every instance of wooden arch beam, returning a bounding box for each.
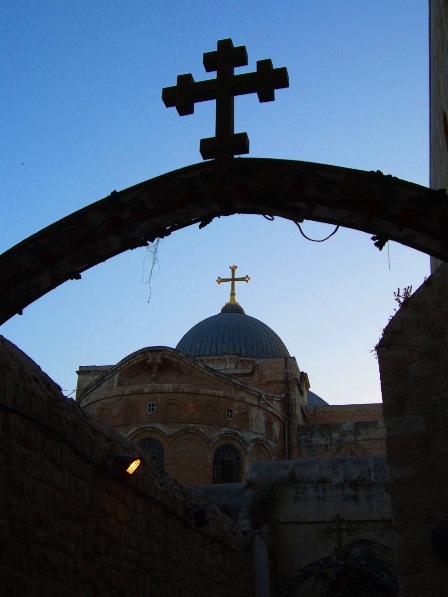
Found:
[0,157,447,325]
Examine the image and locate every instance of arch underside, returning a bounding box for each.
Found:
[281,541,398,596]
[1,157,446,325]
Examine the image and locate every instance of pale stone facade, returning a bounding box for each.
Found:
[249,459,396,595]
[76,323,386,486]
[75,301,393,594]
[77,347,302,484]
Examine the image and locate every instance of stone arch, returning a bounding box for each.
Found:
[164,400,180,421]
[281,540,398,596]
[170,430,210,484]
[128,428,168,468]
[238,408,250,429]
[265,417,274,441]
[169,425,211,444]
[201,402,218,425]
[1,158,447,325]
[210,429,250,449]
[123,402,136,425]
[136,437,164,467]
[248,442,273,463]
[90,404,108,422]
[127,424,170,446]
[213,443,243,484]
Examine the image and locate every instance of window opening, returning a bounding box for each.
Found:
[213,443,242,483]
[137,438,164,467]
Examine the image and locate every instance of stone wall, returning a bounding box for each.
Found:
[377,263,448,595]
[77,347,285,485]
[297,419,385,458]
[0,336,254,596]
[248,458,395,595]
[304,403,383,424]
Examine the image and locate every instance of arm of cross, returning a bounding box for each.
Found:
[232,60,289,103]
[162,74,219,116]
[162,73,196,116]
[203,39,248,72]
[216,275,250,284]
[255,59,289,102]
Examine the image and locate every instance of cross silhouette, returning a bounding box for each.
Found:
[217,265,250,305]
[162,38,289,160]
[323,514,356,550]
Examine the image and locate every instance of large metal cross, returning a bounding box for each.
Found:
[217,265,250,305]
[162,38,289,160]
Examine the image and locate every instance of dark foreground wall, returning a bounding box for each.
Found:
[0,336,254,597]
[378,263,448,596]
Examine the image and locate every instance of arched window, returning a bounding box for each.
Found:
[265,418,274,440]
[137,438,164,467]
[213,443,242,484]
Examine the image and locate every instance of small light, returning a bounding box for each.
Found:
[126,459,141,475]
[114,454,142,476]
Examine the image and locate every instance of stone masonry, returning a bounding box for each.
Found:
[378,263,448,596]
[0,336,254,596]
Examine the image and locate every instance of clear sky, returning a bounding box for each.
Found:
[1,1,429,403]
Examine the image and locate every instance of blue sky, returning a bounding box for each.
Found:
[1,1,429,403]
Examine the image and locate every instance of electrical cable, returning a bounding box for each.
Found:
[294,221,340,242]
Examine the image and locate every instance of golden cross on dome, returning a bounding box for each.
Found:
[162,38,289,160]
[217,265,250,304]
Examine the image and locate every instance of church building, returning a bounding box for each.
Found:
[75,265,396,593]
[76,265,385,487]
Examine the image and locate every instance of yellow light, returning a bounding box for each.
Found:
[126,459,141,475]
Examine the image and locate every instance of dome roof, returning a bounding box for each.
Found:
[307,391,329,406]
[176,302,290,359]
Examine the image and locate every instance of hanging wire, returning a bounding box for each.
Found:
[143,238,160,303]
[294,221,340,242]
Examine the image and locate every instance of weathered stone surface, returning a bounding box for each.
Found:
[247,458,394,592]
[378,262,448,595]
[0,336,254,595]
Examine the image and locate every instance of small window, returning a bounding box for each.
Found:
[213,444,242,483]
[226,408,234,420]
[137,438,164,467]
[146,401,156,415]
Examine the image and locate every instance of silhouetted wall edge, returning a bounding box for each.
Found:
[378,263,448,595]
[0,335,254,596]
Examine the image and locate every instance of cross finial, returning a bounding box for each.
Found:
[216,265,250,305]
[162,39,289,160]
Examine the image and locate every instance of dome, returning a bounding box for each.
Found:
[307,391,329,406]
[176,302,290,359]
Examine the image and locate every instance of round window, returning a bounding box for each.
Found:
[226,408,234,420]
[147,401,156,415]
